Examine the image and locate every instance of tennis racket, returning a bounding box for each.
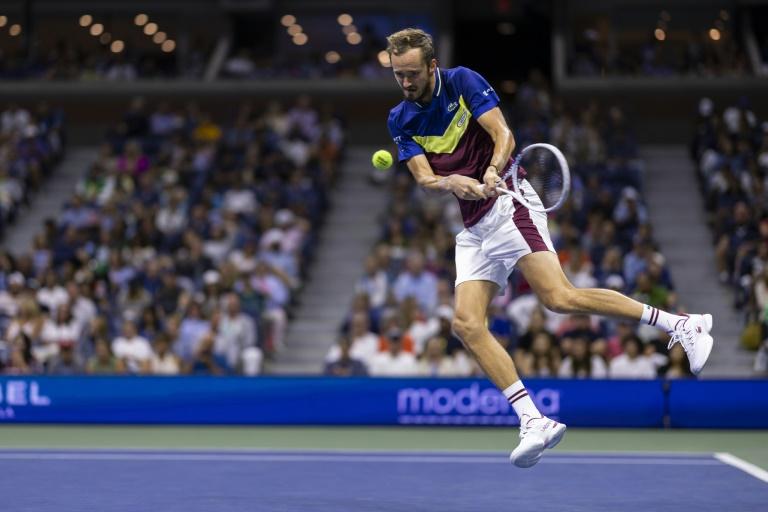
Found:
[483,143,571,213]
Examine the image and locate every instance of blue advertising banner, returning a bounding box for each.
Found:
[0,376,665,427]
[668,380,768,428]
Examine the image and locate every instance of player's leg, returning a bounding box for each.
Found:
[452,279,522,389]
[516,251,713,374]
[453,279,566,467]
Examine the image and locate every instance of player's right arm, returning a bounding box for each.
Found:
[405,154,488,200]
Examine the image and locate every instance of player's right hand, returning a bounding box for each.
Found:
[448,175,489,200]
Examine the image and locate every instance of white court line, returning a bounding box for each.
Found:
[0,452,722,466]
[714,452,768,484]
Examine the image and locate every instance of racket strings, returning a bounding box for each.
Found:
[519,147,566,210]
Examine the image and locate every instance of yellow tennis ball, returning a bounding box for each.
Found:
[372,149,393,170]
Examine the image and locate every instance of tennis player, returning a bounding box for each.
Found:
[385,28,714,468]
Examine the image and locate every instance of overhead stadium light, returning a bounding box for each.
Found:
[90,23,103,36]
[346,32,361,45]
[292,33,308,45]
[9,23,21,36]
[0,16,7,28]
[325,51,341,64]
[280,15,295,27]
[337,14,353,26]
[135,14,148,26]
[161,39,176,52]
[100,32,112,44]
[287,24,302,36]
[709,28,721,41]
[654,28,665,41]
[110,40,124,53]
[153,31,167,44]
[79,15,93,27]
[342,24,356,35]
[144,22,158,36]
[377,50,391,67]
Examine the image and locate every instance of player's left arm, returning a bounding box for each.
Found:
[476,107,516,195]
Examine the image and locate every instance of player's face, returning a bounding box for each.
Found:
[391,49,436,103]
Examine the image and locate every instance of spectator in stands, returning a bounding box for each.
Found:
[417,336,464,377]
[111,319,152,374]
[86,338,125,374]
[355,254,389,310]
[609,334,657,379]
[38,302,81,365]
[149,332,181,375]
[368,330,418,376]
[393,250,438,314]
[324,336,368,377]
[518,332,560,378]
[215,293,258,372]
[327,311,379,366]
[186,331,228,375]
[559,336,608,378]
[47,342,83,375]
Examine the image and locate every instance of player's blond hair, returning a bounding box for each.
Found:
[386,28,434,64]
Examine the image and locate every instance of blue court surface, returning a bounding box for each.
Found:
[1,449,766,512]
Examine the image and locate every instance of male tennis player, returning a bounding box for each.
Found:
[385,28,714,468]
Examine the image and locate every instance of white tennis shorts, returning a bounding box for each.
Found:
[455,180,555,290]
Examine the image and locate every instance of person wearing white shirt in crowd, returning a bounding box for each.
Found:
[558,336,608,379]
[609,334,657,379]
[1,104,31,135]
[36,270,68,315]
[112,319,153,373]
[155,188,188,237]
[417,336,462,377]
[0,272,26,317]
[393,250,438,314]
[355,254,388,309]
[369,332,418,377]
[326,311,380,366]
[37,302,81,365]
[215,293,261,374]
[229,238,260,274]
[65,281,97,333]
[149,333,181,375]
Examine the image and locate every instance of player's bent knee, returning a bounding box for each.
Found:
[540,289,576,314]
[451,315,485,346]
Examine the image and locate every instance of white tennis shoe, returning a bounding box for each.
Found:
[509,414,567,468]
[668,313,714,375]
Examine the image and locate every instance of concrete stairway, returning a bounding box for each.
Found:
[267,146,390,374]
[1,146,97,256]
[641,145,753,376]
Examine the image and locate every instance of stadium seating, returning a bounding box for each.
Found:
[0,97,344,376]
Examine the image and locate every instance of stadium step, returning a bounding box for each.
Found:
[641,145,754,376]
[0,146,98,255]
[267,146,389,375]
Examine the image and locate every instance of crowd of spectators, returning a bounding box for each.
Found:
[569,30,750,78]
[0,94,345,376]
[221,48,389,81]
[690,97,768,374]
[327,73,694,379]
[0,103,65,238]
[0,39,211,81]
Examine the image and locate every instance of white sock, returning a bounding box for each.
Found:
[502,381,540,420]
[641,304,686,333]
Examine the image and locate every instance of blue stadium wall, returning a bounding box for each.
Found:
[0,377,766,428]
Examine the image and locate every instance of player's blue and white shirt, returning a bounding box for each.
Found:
[387,66,512,227]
